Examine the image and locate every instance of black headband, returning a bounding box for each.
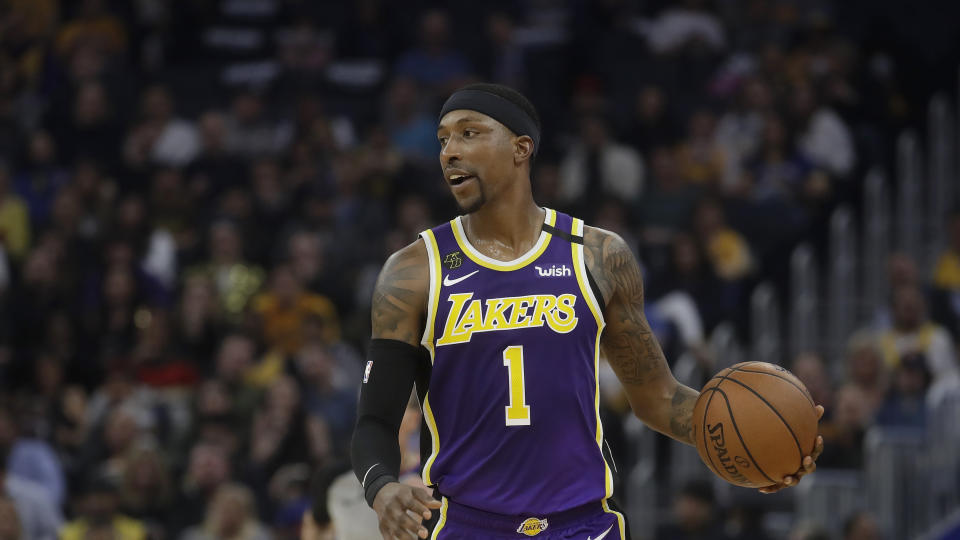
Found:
[439,89,540,153]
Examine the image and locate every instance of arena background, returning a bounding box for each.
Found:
[0,0,959,539]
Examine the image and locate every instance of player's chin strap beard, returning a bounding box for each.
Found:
[439,89,540,156]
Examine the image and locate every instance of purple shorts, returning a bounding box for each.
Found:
[430,498,627,540]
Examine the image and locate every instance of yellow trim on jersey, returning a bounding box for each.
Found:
[419,230,443,361]
[571,218,613,498]
[417,230,444,487]
[430,497,449,540]
[602,499,627,539]
[571,219,606,326]
[421,392,441,486]
[450,208,557,271]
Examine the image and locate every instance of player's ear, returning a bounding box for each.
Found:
[514,135,534,165]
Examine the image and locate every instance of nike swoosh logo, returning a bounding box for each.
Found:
[588,524,614,540]
[443,270,479,287]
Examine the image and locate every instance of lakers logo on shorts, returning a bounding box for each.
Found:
[516,517,548,536]
[443,251,463,269]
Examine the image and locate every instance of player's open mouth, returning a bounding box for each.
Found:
[450,175,475,186]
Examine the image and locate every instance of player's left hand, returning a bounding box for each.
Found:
[758,404,825,494]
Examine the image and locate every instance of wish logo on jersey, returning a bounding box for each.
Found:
[535,264,571,277]
[436,293,578,345]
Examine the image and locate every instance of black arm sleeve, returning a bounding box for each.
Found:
[351,338,422,507]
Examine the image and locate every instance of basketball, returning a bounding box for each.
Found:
[691,361,819,488]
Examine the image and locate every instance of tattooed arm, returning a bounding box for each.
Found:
[354,240,441,540]
[583,226,699,445]
[371,239,429,344]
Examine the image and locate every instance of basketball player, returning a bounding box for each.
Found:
[351,84,824,539]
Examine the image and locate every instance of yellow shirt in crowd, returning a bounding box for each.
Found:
[933,250,960,290]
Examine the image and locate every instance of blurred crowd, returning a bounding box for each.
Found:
[0,0,958,539]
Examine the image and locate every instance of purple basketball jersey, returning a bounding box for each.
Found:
[417,208,613,515]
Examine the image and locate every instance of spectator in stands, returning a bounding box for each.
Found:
[51,385,89,477]
[212,333,262,423]
[179,483,271,540]
[655,479,728,540]
[652,232,732,331]
[692,198,753,282]
[87,261,143,361]
[191,219,265,325]
[878,284,960,406]
[187,111,245,205]
[9,236,65,362]
[842,510,882,540]
[295,343,355,455]
[875,352,930,428]
[0,405,63,540]
[54,80,123,168]
[82,370,161,449]
[175,274,222,368]
[842,332,888,418]
[54,0,127,59]
[868,253,921,329]
[0,399,65,506]
[817,385,870,469]
[17,351,68,440]
[742,113,816,203]
[393,9,473,95]
[252,264,340,358]
[60,474,146,540]
[109,193,177,293]
[0,162,30,261]
[560,114,645,218]
[191,379,240,452]
[792,354,835,418]
[92,405,146,482]
[638,146,703,238]
[675,109,726,187]
[223,89,292,159]
[477,12,526,89]
[646,0,727,56]
[124,85,199,168]
[624,85,680,155]
[117,443,172,536]
[715,77,773,193]
[382,77,439,165]
[170,443,232,534]
[149,167,193,251]
[247,375,326,478]
[788,81,855,179]
[286,229,347,313]
[13,131,69,231]
[266,463,312,538]
[0,0,57,92]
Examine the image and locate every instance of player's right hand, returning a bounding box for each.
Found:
[372,482,442,539]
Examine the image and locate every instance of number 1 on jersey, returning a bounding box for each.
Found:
[503,345,531,426]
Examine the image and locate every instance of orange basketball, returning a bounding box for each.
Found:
[691,361,819,488]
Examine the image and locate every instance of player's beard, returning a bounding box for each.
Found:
[454,182,486,214]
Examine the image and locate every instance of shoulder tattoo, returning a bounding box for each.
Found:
[371,241,428,345]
